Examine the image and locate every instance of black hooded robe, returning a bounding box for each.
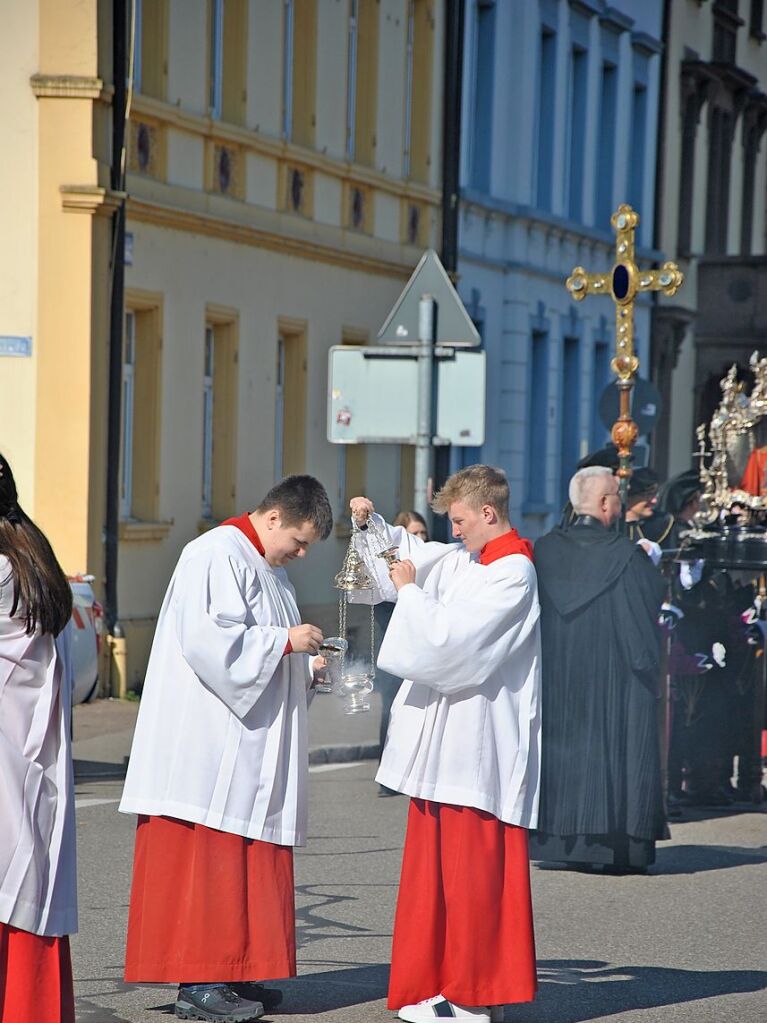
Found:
[530,520,668,868]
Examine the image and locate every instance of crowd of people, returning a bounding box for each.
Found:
[0,447,763,1023]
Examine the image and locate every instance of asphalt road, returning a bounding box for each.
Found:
[72,762,767,1023]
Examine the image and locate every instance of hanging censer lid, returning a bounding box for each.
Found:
[334,526,374,591]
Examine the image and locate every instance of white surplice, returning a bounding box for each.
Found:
[119,525,315,846]
[0,557,77,937]
[357,516,542,828]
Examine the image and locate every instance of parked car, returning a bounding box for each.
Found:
[68,575,103,704]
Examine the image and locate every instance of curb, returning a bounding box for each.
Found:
[308,742,380,765]
[75,744,380,782]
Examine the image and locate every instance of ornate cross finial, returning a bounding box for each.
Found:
[565,203,684,494]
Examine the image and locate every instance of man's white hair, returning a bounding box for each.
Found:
[569,466,614,514]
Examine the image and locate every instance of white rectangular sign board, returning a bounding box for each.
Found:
[328,346,485,446]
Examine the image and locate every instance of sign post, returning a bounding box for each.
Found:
[415,297,436,520]
[328,250,483,520]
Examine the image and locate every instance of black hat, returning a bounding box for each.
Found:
[577,443,619,471]
[627,466,660,499]
[660,469,701,517]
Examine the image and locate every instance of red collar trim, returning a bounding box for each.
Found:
[222,513,265,556]
[479,528,534,565]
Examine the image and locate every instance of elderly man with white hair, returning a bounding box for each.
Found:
[530,466,668,873]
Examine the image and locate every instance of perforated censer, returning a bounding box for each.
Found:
[330,518,399,714]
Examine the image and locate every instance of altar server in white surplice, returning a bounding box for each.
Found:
[119,475,333,1023]
[0,452,77,1023]
[350,465,541,1023]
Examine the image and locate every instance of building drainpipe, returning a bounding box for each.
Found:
[650,0,672,476]
[105,0,128,696]
[434,0,466,539]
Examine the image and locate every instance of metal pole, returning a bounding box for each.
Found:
[414,296,435,522]
[105,0,127,638]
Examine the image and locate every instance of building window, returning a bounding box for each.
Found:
[470,0,495,192]
[559,336,581,507]
[209,0,248,123]
[120,312,136,520]
[526,330,549,503]
[739,105,765,253]
[713,0,742,63]
[750,0,765,39]
[121,301,163,521]
[403,0,434,183]
[345,0,378,165]
[275,321,307,479]
[222,0,248,125]
[202,316,238,520]
[208,0,223,117]
[628,83,648,213]
[283,0,317,147]
[705,106,734,253]
[132,0,168,101]
[595,61,618,229]
[536,28,557,211]
[346,0,359,159]
[591,337,610,449]
[566,46,588,221]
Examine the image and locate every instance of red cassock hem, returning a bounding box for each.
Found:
[0,923,75,1023]
[124,815,296,983]
[387,799,538,1010]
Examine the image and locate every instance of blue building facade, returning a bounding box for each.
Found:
[456,0,664,534]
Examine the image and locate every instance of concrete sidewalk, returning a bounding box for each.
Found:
[73,690,383,780]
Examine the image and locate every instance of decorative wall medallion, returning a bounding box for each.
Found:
[407,203,420,245]
[290,168,304,212]
[350,186,365,230]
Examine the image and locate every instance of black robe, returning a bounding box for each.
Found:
[530,519,668,867]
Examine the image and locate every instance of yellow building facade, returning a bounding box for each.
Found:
[0,0,444,691]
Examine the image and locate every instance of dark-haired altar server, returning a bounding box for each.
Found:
[120,475,333,1023]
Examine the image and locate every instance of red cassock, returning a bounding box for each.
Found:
[387,801,537,1010]
[387,529,538,1010]
[124,815,295,983]
[0,924,75,1023]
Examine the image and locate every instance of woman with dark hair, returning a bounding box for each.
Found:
[0,452,76,1023]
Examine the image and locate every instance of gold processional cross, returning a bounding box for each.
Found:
[565,203,684,499]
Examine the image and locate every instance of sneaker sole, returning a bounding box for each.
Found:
[398,1010,491,1023]
[174,1002,263,1022]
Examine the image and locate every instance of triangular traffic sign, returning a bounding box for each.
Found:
[377,249,481,346]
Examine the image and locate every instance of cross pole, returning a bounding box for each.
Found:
[565,203,684,500]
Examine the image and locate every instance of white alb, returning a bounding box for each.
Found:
[119,525,314,846]
[356,516,541,829]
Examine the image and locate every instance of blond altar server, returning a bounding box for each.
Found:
[350,465,541,1023]
[119,475,333,1023]
[0,453,77,1023]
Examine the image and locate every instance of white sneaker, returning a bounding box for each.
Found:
[397,994,491,1022]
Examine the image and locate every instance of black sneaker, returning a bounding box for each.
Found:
[230,982,283,1010]
[175,984,263,1021]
